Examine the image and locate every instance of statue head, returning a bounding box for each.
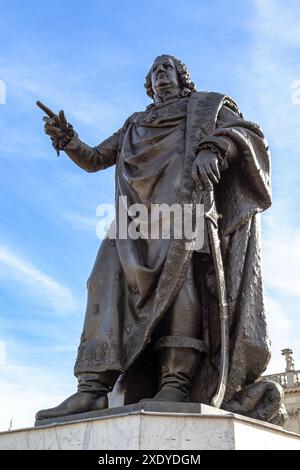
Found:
[144,55,196,102]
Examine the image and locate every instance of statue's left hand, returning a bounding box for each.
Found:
[192,149,220,188]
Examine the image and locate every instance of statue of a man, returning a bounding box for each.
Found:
[36,55,285,424]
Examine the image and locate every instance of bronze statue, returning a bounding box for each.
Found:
[35,55,286,425]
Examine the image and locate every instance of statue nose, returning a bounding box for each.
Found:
[157,65,165,73]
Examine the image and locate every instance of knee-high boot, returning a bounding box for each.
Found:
[153,336,205,402]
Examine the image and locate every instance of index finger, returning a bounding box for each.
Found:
[36,101,57,119]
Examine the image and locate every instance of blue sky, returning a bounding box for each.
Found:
[1,0,300,430]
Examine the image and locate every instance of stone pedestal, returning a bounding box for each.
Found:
[1,402,300,450]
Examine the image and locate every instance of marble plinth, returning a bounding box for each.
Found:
[1,402,300,450]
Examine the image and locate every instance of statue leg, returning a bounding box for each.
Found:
[153,263,206,402]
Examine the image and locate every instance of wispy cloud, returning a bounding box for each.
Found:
[1,61,142,141]
[0,246,77,314]
[0,363,75,431]
[242,0,300,370]
[245,0,300,154]
[262,209,300,372]
[263,214,300,299]
[255,0,300,46]
[264,296,294,374]
[63,211,98,232]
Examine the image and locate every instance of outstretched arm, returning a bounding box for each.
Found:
[63,130,121,173]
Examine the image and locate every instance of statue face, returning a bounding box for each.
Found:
[150,56,180,96]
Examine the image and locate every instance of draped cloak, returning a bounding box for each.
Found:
[65,91,272,405]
